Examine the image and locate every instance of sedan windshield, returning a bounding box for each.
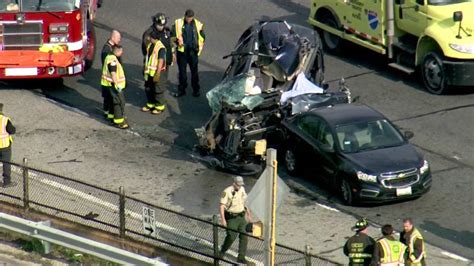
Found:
[335,120,405,153]
[428,0,474,5]
[0,0,78,12]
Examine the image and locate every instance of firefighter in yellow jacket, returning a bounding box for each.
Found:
[400,218,426,266]
[0,103,16,188]
[171,9,205,97]
[141,31,167,115]
[101,45,128,129]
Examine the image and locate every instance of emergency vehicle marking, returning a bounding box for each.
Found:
[344,25,381,44]
[368,11,378,30]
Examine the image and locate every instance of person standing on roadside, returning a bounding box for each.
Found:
[100,30,121,121]
[343,218,375,266]
[219,176,251,264]
[372,224,407,266]
[400,218,426,266]
[171,9,205,97]
[0,103,16,188]
[141,31,167,114]
[101,45,128,129]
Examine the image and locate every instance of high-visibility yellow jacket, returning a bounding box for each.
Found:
[378,238,407,266]
[0,115,13,149]
[101,54,126,90]
[144,40,166,80]
[175,18,205,56]
[407,228,425,266]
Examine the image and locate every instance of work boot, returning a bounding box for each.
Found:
[116,122,129,129]
[141,106,151,112]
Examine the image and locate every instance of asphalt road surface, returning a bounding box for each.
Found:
[0,0,473,261]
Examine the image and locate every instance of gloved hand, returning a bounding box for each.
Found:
[115,85,124,93]
[153,72,161,83]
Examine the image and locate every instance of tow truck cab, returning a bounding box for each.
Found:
[0,0,98,79]
[308,0,474,94]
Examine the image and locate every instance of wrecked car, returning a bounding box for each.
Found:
[195,21,351,175]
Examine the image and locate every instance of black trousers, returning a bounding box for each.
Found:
[102,86,113,115]
[144,71,167,106]
[177,50,200,93]
[0,146,12,184]
[107,86,125,123]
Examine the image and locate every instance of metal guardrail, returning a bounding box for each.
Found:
[0,212,167,265]
[0,159,338,265]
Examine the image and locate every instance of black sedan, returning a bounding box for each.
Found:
[280,104,432,205]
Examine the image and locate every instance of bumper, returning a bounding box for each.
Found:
[0,63,83,79]
[444,59,474,87]
[355,173,432,203]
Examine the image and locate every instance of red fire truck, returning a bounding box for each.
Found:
[0,0,99,79]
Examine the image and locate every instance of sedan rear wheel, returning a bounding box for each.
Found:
[284,148,300,176]
[340,179,354,206]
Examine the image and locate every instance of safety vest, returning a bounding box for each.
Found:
[101,54,126,89]
[407,228,425,266]
[175,18,205,56]
[144,40,166,80]
[379,238,406,266]
[0,115,13,149]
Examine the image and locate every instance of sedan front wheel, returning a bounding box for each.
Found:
[340,179,354,206]
[284,148,300,176]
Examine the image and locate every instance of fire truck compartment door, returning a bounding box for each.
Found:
[0,51,75,68]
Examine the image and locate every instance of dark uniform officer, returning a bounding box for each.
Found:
[0,103,16,188]
[142,31,167,114]
[400,218,426,266]
[373,224,407,266]
[171,9,205,97]
[141,13,173,67]
[343,218,375,266]
[219,176,250,264]
[100,30,121,121]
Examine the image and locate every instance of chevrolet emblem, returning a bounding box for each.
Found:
[398,173,406,179]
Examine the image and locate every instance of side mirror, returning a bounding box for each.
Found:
[453,11,463,22]
[404,131,414,140]
[321,143,335,153]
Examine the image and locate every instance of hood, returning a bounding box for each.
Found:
[342,144,422,174]
[428,3,474,39]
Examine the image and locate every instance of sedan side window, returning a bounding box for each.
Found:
[297,115,321,140]
[318,123,334,148]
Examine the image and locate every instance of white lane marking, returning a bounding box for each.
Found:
[10,166,262,265]
[441,251,470,262]
[316,203,340,213]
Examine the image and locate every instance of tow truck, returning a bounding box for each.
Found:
[308,0,474,94]
[0,0,99,80]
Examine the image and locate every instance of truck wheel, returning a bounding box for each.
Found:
[321,17,341,53]
[421,52,448,95]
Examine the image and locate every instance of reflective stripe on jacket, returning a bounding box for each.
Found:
[175,18,205,56]
[0,115,12,149]
[379,238,406,266]
[144,40,166,80]
[101,54,126,89]
[408,228,425,265]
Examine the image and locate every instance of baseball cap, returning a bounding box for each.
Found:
[351,218,369,232]
[233,176,245,186]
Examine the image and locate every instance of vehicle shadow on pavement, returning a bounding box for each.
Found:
[160,70,221,152]
[421,220,474,250]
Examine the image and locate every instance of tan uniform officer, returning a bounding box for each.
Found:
[219,176,250,264]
